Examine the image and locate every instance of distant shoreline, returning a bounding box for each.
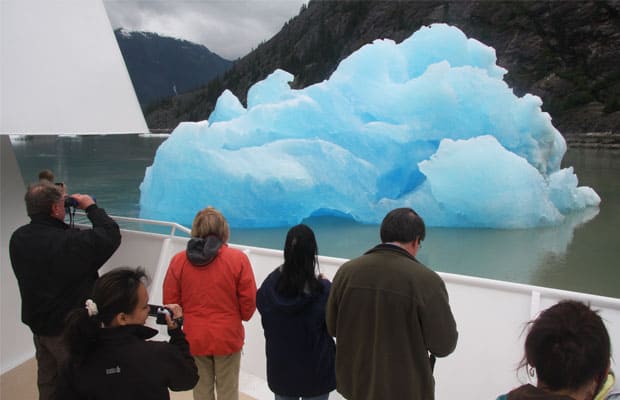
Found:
[149,129,620,150]
[565,132,620,149]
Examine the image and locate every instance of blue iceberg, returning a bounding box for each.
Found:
[140,23,600,229]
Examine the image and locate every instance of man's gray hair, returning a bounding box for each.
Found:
[25,182,63,216]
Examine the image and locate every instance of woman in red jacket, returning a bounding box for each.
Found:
[164,206,257,400]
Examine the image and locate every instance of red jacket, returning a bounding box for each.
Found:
[163,244,257,356]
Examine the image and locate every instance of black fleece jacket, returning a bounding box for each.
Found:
[58,325,198,399]
[9,205,121,335]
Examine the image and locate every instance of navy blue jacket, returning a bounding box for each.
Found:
[257,267,336,397]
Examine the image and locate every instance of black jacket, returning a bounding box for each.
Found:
[9,205,121,335]
[256,267,336,397]
[58,325,198,399]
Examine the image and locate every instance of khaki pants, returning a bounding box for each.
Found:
[33,334,69,400]
[193,352,241,400]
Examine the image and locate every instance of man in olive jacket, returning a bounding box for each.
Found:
[326,208,458,400]
[9,181,121,400]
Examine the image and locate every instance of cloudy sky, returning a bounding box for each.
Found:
[103,1,307,60]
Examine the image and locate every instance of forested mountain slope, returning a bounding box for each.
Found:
[145,1,619,135]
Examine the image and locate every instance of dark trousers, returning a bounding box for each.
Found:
[33,334,69,400]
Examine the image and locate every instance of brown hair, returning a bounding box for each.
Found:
[38,169,55,182]
[522,300,610,391]
[191,206,230,243]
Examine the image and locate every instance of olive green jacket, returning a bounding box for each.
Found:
[326,244,458,400]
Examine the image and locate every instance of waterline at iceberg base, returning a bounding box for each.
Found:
[139,23,600,229]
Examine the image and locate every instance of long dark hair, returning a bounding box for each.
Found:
[64,267,148,360]
[520,300,610,391]
[276,224,323,297]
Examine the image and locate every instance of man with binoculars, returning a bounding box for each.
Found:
[9,180,121,400]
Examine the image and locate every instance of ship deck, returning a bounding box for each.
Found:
[2,215,619,399]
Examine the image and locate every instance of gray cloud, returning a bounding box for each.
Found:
[103,0,306,60]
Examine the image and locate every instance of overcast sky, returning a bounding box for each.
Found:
[103,1,307,60]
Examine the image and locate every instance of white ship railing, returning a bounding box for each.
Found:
[12,214,620,399]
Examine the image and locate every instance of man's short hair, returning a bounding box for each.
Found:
[380,207,426,244]
[38,169,55,183]
[25,182,63,216]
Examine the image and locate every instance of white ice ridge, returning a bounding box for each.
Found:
[139,23,600,229]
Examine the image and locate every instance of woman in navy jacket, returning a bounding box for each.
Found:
[257,224,336,400]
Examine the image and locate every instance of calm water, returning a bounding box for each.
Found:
[11,135,620,298]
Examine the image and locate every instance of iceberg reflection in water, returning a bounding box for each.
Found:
[232,206,605,294]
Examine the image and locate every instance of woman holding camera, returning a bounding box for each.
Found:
[59,267,198,399]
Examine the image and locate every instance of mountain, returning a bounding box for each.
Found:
[114,28,232,109]
[144,1,620,136]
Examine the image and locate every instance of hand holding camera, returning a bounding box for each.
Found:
[149,304,184,330]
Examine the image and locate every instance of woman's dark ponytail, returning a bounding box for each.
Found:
[64,306,102,361]
[63,267,149,361]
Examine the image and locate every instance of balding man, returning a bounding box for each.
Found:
[9,181,121,400]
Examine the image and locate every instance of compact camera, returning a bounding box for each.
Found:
[148,304,184,327]
[148,304,173,325]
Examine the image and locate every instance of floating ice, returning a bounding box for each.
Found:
[140,23,600,229]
